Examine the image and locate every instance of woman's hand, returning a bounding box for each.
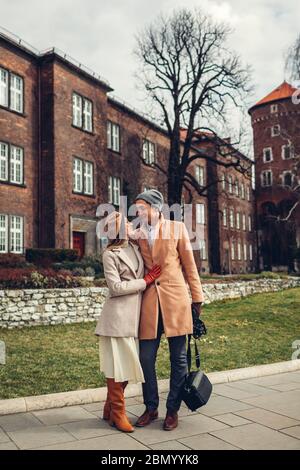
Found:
[143,264,161,286]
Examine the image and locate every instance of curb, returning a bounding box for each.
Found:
[1,359,299,416]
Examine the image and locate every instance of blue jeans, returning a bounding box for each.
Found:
[139,303,188,412]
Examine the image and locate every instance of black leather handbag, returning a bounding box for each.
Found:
[181,309,213,412]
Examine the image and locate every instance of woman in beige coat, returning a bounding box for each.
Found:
[95,211,161,433]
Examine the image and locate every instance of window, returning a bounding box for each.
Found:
[108,176,121,205]
[235,180,239,197]
[195,165,205,186]
[228,175,233,193]
[10,74,23,113]
[248,215,252,232]
[231,240,235,260]
[0,68,9,108]
[73,157,94,195]
[246,185,250,201]
[249,244,253,261]
[0,142,8,181]
[72,92,93,132]
[223,208,227,227]
[143,139,155,164]
[222,174,226,191]
[0,67,23,113]
[10,215,23,253]
[263,147,273,163]
[282,145,294,160]
[0,214,8,253]
[270,104,278,113]
[107,121,121,152]
[199,240,207,260]
[236,212,240,230]
[271,124,280,137]
[242,214,246,231]
[0,141,24,185]
[196,203,205,224]
[10,146,23,184]
[283,172,293,187]
[237,242,241,260]
[243,243,247,261]
[0,214,24,254]
[240,183,245,199]
[229,209,234,228]
[261,170,272,187]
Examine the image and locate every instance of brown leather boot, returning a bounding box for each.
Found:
[107,378,134,433]
[163,410,178,431]
[135,408,159,427]
[102,389,111,421]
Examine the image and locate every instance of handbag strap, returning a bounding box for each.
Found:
[187,334,201,372]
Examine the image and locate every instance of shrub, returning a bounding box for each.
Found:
[0,267,81,289]
[0,253,32,268]
[85,267,95,277]
[25,249,79,267]
[72,267,86,277]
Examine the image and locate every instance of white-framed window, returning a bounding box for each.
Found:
[248,215,252,232]
[263,147,273,163]
[223,208,227,227]
[195,165,205,186]
[72,92,93,132]
[242,213,246,231]
[83,99,93,132]
[84,161,93,195]
[73,158,83,193]
[108,176,121,206]
[261,170,272,187]
[222,173,226,191]
[228,175,233,193]
[246,185,250,201]
[240,183,245,199]
[196,203,205,224]
[229,208,234,228]
[10,145,23,184]
[73,157,93,195]
[249,243,253,261]
[282,145,294,160]
[199,240,207,260]
[10,215,23,253]
[0,68,23,113]
[236,212,240,230]
[235,180,239,197]
[10,73,23,113]
[0,142,8,181]
[243,243,247,261]
[270,104,278,113]
[0,67,9,108]
[143,139,155,164]
[0,214,8,253]
[271,124,280,137]
[107,121,121,152]
[231,240,235,260]
[237,241,242,260]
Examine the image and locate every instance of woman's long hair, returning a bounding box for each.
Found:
[105,213,128,251]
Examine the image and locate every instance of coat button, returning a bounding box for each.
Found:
[156,281,160,286]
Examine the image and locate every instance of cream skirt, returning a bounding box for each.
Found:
[99,336,145,384]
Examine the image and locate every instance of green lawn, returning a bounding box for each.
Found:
[0,287,299,399]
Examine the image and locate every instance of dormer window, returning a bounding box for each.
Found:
[271,125,280,137]
[270,104,278,113]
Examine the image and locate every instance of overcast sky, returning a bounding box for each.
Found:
[0,0,299,142]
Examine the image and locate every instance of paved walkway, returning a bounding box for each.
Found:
[1,371,300,450]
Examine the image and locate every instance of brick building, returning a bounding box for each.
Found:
[249,81,300,271]
[0,29,257,274]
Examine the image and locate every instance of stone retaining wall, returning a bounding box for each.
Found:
[0,278,299,329]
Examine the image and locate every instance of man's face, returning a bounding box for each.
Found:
[135,200,158,225]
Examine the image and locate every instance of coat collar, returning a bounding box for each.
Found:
[111,241,143,278]
[139,213,166,260]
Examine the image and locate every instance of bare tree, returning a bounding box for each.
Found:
[285,33,300,81]
[134,8,253,205]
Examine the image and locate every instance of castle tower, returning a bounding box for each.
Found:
[249,81,300,272]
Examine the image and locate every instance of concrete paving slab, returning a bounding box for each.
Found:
[234,408,300,430]
[32,433,149,450]
[33,405,96,425]
[179,433,240,450]
[239,390,300,420]
[8,425,76,450]
[0,412,43,432]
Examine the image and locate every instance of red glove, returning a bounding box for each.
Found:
[143,264,161,286]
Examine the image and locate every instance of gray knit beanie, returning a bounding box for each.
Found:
[134,189,164,212]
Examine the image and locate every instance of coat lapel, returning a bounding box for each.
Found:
[114,242,142,278]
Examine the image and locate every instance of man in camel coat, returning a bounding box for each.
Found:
[131,189,204,431]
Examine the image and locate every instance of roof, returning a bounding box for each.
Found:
[248,81,297,113]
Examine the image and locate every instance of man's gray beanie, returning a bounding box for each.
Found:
[134,189,164,211]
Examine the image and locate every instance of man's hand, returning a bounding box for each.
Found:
[192,302,202,317]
